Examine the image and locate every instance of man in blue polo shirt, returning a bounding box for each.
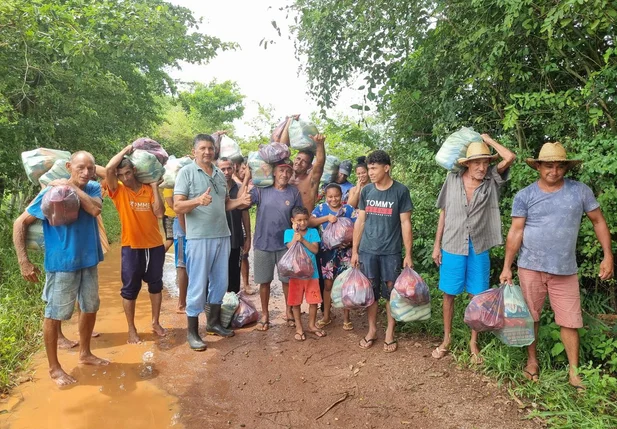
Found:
[13,151,108,386]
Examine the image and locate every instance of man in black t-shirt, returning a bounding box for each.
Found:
[351,150,413,353]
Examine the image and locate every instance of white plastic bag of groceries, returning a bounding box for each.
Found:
[21,148,71,184]
[219,136,243,162]
[390,288,431,322]
[248,152,273,187]
[321,155,340,183]
[128,149,165,184]
[161,156,192,189]
[221,292,240,328]
[494,283,535,347]
[288,119,318,152]
[39,159,70,187]
[435,127,483,172]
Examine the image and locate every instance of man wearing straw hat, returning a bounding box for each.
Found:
[500,142,613,389]
[432,134,516,363]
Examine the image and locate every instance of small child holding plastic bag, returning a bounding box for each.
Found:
[284,206,325,341]
[309,183,356,331]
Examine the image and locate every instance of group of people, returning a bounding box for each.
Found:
[13,125,614,390]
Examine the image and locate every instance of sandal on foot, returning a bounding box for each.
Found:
[384,340,398,353]
[342,322,354,331]
[523,364,539,382]
[431,346,449,359]
[471,353,484,365]
[255,321,270,332]
[309,329,327,338]
[316,319,332,329]
[294,332,306,341]
[286,318,296,328]
[359,337,377,349]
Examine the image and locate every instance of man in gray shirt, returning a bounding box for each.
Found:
[432,134,515,363]
[174,134,250,351]
[500,142,613,388]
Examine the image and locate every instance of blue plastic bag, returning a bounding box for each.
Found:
[435,127,483,171]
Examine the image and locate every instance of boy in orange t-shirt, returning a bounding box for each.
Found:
[105,144,166,344]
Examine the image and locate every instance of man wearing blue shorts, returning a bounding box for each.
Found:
[350,150,414,353]
[431,134,515,362]
[13,151,108,386]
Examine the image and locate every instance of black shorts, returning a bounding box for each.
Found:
[358,252,402,300]
[120,246,165,300]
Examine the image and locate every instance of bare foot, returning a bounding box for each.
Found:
[79,353,110,366]
[127,330,142,344]
[569,371,585,391]
[91,331,100,338]
[58,337,79,350]
[152,323,166,337]
[49,368,77,386]
[176,304,186,314]
[243,287,255,295]
[470,341,483,365]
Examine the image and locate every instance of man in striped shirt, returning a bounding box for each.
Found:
[431,134,516,363]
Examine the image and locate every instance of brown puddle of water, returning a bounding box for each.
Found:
[0,245,181,429]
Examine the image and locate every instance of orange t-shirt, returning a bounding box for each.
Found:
[106,182,163,249]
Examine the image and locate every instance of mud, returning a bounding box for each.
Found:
[1,245,542,429]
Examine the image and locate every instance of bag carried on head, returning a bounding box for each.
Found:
[435,127,483,172]
[128,149,165,184]
[289,119,318,152]
[390,288,431,322]
[161,156,192,189]
[248,151,273,187]
[231,292,259,328]
[21,148,71,184]
[321,155,340,183]
[322,215,354,249]
[42,185,81,226]
[258,142,290,164]
[393,267,430,305]
[277,241,314,279]
[39,159,70,187]
[219,135,243,162]
[495,284,535,347]
[463,286,505,332]
[132,137,169,165]
[221,292,240,328]
[341,267,375,309]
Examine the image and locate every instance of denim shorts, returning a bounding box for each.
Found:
[438,240,490,296]
[174,236,186,269]
[358,252,402,300]
[43,266,100,320]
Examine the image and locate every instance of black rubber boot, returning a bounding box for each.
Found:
[187,316,207,351]
[205,304,235,337]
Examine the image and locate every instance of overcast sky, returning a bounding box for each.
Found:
[168,0,362,138]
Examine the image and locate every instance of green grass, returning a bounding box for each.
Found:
[101,198,121,243]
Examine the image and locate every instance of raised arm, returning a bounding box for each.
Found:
[105,144,133,192]
[13,211,41,283]
[499,217,526,284]
[400,211,413,268]
[310,134,326,186]
[481,134,516,174]
[586,208,614,280]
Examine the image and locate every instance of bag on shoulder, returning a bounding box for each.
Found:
[21,148,71,184]
[435,127,483,172]
[41,185,81,226]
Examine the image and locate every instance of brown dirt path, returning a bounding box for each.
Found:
[1,245,541,429]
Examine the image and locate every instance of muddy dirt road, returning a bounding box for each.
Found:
[1,245,540,429]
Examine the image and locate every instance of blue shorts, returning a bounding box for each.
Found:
[358,252,402,300]
[439,240,489,296]
[43,266,100,320]
[174,236,186,269]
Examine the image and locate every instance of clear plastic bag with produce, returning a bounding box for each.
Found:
[341,267,375,309]
[322,216,354,249]
[231,292,259,328]
[321,155,340,183]
[277,241,314,279]
[39,159,70,187]
[41,185,81,226]
[393,267,430,305]
[132,137,169,165]
[21,148,71,184]
[128,149,165,184]
[495,284,535,347]
[248,152,273,187]
[161,156,192,189]
[258,142,290,164]
[390,288,431,322]
[219,135,243,162]
[463,286,505,332]
[271,118,288,144]
[331,266,351,308]
[26,219,45,251]
[435,127,483,172]
[221,292,240,328]
[288,119,318,152]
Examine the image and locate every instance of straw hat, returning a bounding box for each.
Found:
[525,142,582,169]
[457,142,499,165]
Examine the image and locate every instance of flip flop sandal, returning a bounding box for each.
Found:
[309,329,327,338]
[523,364,539,382]
[470,353,484,365]
[383,340,398,353]
[294,332,306,341]
[359,337,377,349]
[431,346,449,359]
[316,319,332,329]
[255,321,270,332]
[286,318,296,328]
[342,322,354,331]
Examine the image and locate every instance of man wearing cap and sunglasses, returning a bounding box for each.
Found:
[500,142,613,389]
[432,134,516,363]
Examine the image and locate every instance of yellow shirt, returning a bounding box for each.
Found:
[163,188,176,217]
